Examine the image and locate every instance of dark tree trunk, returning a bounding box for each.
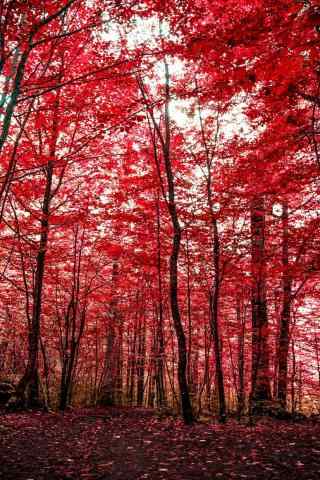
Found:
[169,221,194,423]
[100,262,122,407]
[209,219,226,422]
[140,57,193,423]
[0,49,29,156]
[59,227,87,411]
[128,291,139,405]
[40,337,51,409]
[164,66,193,422]
[16,160,54,408]
[59,307,86,411]
[59,342,77,410]
[115,319,123,405]
[136,311,146,406]
[100,318,117,406]
[195,75,226,422]
[16,75,65,408]
[250,196,271,409]
[237,296,245,417]
[277,202,291,408]
[155,194,166,407]
[291,339,297,414]
[204,324,212,412]
[147,327,156,408]
[186,233,193,392]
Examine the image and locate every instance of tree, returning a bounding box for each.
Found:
[137,50,194,422]
[250,195,271,410]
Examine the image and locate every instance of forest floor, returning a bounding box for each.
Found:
[0,407,320,480]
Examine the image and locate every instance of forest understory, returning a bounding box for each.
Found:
[0,407,320,480]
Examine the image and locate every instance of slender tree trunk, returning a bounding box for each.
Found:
[59,227,87,410]
[40,337,51,409]
[100,317,117,406]
[291,338,296,415]
[125,328,130,405]
[298,362,303,412]
[148,326,156,408]
[0,49,30,155]
[16,159,54,408]
[273,288,281,400]
[192,326,199,405]
[155,194,166,407]
[195,76,226,422]
[139,53,193,423]
[250,195,271,410]
[100,262,121,406]
[128,293,139,405]
[115,319,123,405]
[164,61,193,423]
[277,202,292,408]
[136,309,146,406]
[16,73,63,407]
[186,233,193,390]
[170,222,194,422]
[196,320,211,416]
[209,219,226,422]
[237,296,245,417]
[59,306,86,410]
[313,320,320,390]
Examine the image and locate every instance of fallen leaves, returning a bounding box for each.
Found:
[0,408,319,479]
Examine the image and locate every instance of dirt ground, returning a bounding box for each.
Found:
[0,407,319,479]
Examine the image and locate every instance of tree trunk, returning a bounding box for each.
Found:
[209,218,226,422]
[250,195,271,410]
[147,327,156,408]
[186,233,193,392]
[291,338,296,415]
[16,160,54,408]
[195,76,226,422]
[100,262,122,406]
[115,319,123,405]
[155,194,166,408]
[128,293,139,405]
[59,306,86,410]
[136,305,146,406]
[237,296,245,417]
[277,202,292,408]
[142,56,193,423]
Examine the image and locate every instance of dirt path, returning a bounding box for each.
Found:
[0,408,319,479]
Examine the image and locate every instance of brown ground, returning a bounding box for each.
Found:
[0,407,319,479]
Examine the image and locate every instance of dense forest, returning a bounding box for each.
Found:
[0,0,319,431]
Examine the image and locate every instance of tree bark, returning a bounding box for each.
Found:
[163,60,193,424]
[16,159,53,408]
[195,76,226,421]
[277,202,292,408]
[136,310,146,406]
[237,296,245,417]
[155,194,166,407]
[250,195,271,409]
[209,218,226,422]
[100,261,122,407]
[139,56,193,423]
